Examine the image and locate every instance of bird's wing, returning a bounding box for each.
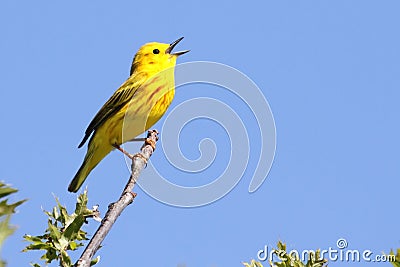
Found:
[78,72,148,148]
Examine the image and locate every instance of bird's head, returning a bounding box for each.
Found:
[130,37,189,76]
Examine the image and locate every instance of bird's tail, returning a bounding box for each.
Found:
[68,141,112,193]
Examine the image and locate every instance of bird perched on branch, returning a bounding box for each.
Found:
[68,37,189,192]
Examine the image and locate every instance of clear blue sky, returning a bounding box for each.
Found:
[1,1,399,266]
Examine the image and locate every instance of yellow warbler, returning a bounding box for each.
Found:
[68,37,189,192]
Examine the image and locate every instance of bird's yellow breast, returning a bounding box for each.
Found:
[146,88,175,128]
[98,73,175,146]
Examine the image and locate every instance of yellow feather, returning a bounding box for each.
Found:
[68,38,188,192]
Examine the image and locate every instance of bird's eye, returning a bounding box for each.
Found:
[153,49,160,54]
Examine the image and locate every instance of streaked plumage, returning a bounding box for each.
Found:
[68,37,189,192]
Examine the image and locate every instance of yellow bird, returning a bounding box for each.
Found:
[68,37,189,192]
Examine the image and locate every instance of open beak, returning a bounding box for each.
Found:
[166,37,190,56]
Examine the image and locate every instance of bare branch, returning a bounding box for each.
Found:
[75,130,159,267]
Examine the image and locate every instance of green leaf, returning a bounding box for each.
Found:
[52,206,59,221]
[23,234,45,244]
[60,250,72,267]
[69,241,77,250]
[41,247,58,263]
[243,260,264,267]
[388,248,400,267]
[23,242,54,252]
[0,180,26,265]
[55,198,70,225]
[75,189,89,215]
[47,220,61,242]
[0,216,15,249]
[0,182,26,217]
[276,241,286,252]
[0,199,26,218]
[23,190,98,266]
[63,214,85,241]
[90,256,100,266]
[76,229,89,241]
[0,183,17,199]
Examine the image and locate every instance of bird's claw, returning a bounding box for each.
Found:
[113,144,134,159]
[145,129,159,150]
[145,138,156,151]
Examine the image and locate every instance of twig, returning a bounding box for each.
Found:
[75,130,159,267]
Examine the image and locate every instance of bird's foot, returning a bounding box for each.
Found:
[145,138,156,151]
[144,129,159,151]
[113,144,134,159]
